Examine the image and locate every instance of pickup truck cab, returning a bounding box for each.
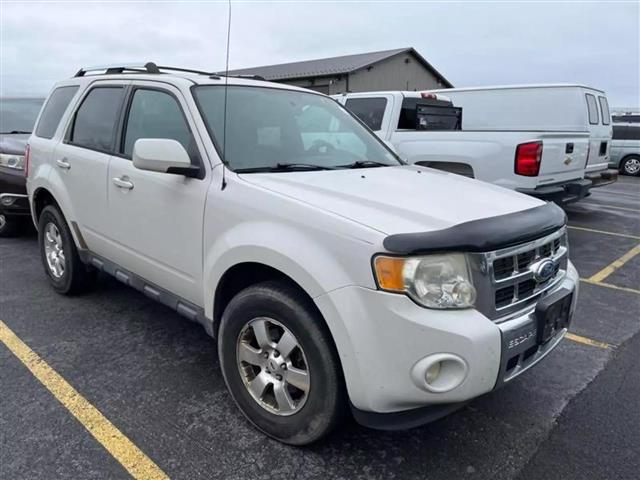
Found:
[27,64,579,445]
[335,84,618,204]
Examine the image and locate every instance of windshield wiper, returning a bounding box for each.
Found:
[235,163,336,173]
[337,160,391,169]
[0,130,31,134]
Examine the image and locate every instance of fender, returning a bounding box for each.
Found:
[202,220,373,320]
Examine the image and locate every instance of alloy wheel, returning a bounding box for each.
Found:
[623,157,640,175]
[236,317,310,416]
[43,222,66,278]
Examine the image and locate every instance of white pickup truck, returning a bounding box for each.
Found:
[334,84,617,204]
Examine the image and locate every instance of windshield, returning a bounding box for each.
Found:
[0,98,44,134]
[192,86,401,172]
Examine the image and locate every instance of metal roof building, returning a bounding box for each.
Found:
[226,47,453,94]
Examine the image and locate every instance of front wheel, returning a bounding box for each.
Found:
[621,155,640,176]
[218,281,346,445]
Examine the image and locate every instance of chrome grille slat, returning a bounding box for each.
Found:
[468,227,568,322]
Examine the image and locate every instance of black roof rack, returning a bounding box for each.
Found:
[73,63,268,82]
[74,62,222,78]
[229,74,266,81]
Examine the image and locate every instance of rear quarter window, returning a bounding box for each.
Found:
[35,86,79,139]
[585,94,599,125]
[612,126,640,141]
[612,126,627,140]
[344,97,387,131]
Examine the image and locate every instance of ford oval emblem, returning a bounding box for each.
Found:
[531,258,556,283]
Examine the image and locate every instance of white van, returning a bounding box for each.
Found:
[335,84,617,204]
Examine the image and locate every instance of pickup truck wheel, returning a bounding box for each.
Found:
[38,205,94,295]
[621,156,640,176]
[218,280,346,445]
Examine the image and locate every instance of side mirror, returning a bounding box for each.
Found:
[132,138,200,177]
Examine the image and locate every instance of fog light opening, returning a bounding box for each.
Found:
[425,361,441,384]
[411,353,468,393]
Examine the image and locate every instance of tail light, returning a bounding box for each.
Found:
[514,141,542,176]
[24,144,31,178]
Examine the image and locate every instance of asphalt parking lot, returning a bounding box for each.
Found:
[1,176,639,480]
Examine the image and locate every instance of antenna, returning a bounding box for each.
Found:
[221,0,232,190]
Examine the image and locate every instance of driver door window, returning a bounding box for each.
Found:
[122,88,198,162]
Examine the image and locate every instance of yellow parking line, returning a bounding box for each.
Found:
[0,320,169,480]
[588,244,640,283]
[579,202,640,213]
[567,225,640,240]
[565,332,612,349]
[580,278,640,295]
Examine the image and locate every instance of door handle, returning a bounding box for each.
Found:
[112,176,134,190]
[56,158,71,170]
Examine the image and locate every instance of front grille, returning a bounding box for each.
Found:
[468,228,569,321]
[494,257,515,280]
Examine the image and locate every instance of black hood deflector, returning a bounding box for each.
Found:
[383,202,567,254]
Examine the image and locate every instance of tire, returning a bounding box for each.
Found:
[218,280,346,445]
[0,214,22,237]
[620,155,640,176]
[38,205,94,294]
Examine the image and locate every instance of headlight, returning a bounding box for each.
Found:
[373,253,476,309]
[0,153,25,170]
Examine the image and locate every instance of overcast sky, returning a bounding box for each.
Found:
[1,0,638,107]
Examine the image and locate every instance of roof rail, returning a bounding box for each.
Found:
[74,62,221,78]
[230,74,266,81]
[73,63,267,82]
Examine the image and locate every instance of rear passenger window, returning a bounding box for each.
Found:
[613,126,640,140]
[612,126,626,140]
[35,86,79,139]
[123,89,196,161]
[586,94,599,125]
[344,97,387,131]
[70,87,125,152]
[598,96,610,125]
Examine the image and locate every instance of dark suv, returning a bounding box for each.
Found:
[0,97,44,236]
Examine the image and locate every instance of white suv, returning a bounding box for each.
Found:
[27,63,579,445]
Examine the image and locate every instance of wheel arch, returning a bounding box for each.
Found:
[212,261,322,335]
[31,187,84,249]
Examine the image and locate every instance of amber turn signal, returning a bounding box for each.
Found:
[373,256,406,292]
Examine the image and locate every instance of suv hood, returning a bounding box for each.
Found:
[240,165,544,235]
[0,134,29,155]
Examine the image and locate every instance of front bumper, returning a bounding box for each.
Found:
[517,179,591,205]
[0,167,30,217]
[315,261,579,429]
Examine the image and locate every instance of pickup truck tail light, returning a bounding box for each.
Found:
[514,141,542,176]
[24,144,31,178]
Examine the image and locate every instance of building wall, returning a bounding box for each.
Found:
[347,52,446,93]
[278,76,345,95]
[277,52,448,94]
